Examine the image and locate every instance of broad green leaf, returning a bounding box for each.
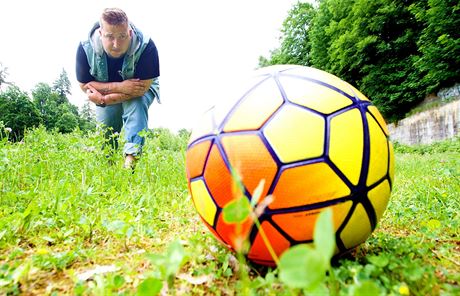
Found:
[368,254,389,268]
[351,280,381,296]
[313,208,335,264]
[113,275,125,289]
[222,197,251,224]
[136,277,162,296]
[305,282,330,295]
[279,245,327,289]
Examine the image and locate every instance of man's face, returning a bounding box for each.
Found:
[99,20,131,58]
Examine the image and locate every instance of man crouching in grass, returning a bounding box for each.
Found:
[76,7,160,169]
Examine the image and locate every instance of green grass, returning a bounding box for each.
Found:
[404,98,459,119]
[0,127,458,295]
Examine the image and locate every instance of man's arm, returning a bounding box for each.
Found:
[80,79,153,105]
[80,83,106,106]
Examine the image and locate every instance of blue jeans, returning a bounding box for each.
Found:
[96,92,154,156]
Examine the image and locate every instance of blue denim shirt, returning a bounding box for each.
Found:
[81,22,160,103]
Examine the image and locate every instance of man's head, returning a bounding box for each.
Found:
[99,8,132,58]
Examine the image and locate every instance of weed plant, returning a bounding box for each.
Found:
[0,126,458,295]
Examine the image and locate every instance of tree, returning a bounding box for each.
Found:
[326,0,427,119]
[32,82,61,130]
[32,81,82,132]
[55,104,79,133]
[0,86,42,141]
[177,128,191,139]
[259,2,316,67]
[309,0,355,73]
[52,68,71,104]
[412,0,460,93]
[260,0,445,121]
[0,67,93,135]
[0,62,14,90]
[79,102,97,131]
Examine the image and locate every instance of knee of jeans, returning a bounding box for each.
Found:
[96,106,123,132]
[125,94,152,111]
[123,99,150,128]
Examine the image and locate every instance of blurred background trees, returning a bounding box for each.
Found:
[0,68,95,141]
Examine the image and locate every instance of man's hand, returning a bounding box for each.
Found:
[119,79,148,97]
[85,85,105,106]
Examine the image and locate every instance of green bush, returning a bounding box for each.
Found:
[0,86,42,141]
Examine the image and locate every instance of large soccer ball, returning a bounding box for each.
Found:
[185,65,394,266]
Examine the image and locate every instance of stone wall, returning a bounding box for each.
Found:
[438,83,460,101]
[388,99,460,145]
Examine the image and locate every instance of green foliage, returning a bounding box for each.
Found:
[32,82,59,128]
[0,86,42,141]
[412,0,460,93]
[148,127,189,152]
[222,196,251,224]
[136,277,162,296]
[0,126,191,294]
[0,62,14,90]
[312,0,427,120]
[32,82,82,133]
[146,240,187,291]
[78,102,97,132]
[393,137,460,154]
[260,0,459,121]
[309,0,356,76]
[55,105,79,133]
[279,245,328,290]
[278,209,335,293]
[259,2,316,67]
[0,64,95,135]
[52,68,72,104]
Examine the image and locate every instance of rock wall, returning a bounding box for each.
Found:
[388,99,460,145]
[438,83,460,101]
